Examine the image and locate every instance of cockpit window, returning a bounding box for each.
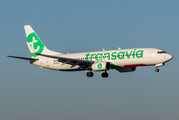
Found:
[157,51,167,54]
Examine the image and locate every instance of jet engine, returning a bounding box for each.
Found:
[91,62,111,71]
[117,67,136,72]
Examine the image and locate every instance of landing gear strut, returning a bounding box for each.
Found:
[101,71,108,78]
[86,71,93,77]
[155,67,159,72]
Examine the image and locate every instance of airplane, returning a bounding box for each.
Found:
[8,25,173,78]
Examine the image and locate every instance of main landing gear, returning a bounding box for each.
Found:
[101,71,108,78]
[86,71,109,78]
[86,71,93,77]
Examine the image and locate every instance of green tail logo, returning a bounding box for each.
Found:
[27,32,45,57]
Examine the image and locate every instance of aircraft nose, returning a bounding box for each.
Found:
[165,54,173,61]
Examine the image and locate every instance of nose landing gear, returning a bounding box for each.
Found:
[155,68,159,72]
[155,63,165,72]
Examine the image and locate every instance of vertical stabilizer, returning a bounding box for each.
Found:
[24,25,61,58]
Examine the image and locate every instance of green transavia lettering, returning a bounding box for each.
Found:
[85,49,144,61]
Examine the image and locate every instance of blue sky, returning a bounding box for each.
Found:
[0,0,179,120]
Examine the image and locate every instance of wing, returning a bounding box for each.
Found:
[36,53,94,68]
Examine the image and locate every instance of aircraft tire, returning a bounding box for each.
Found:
[86,72,93,77]
[155,68,159,72]
[101,72,108,78]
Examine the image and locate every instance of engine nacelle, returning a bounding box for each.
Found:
[91,62,111,71]
[117,67,136,73]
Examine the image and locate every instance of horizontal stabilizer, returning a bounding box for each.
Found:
[7,56,38,61]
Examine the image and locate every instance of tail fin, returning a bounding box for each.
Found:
[24,25,61,58]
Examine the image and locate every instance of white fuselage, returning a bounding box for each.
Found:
[8,25,173,78]
[32,48,172,71]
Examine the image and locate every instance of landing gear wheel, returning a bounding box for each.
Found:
[101,72,108,78]
[155,68,159,72]
[86,72,93,77]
